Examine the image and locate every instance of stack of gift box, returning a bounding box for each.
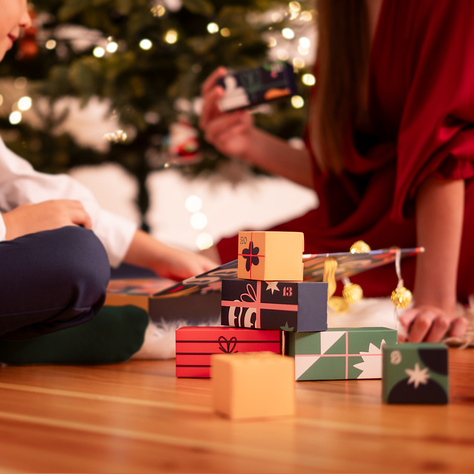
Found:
[176,231,449,413]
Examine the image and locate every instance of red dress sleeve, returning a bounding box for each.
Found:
[386,0,474,220]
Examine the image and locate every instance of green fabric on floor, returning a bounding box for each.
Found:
[0,305,149,365]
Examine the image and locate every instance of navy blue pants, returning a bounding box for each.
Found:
[0,226,110,340]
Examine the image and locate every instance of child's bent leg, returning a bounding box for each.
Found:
[0,226,149,365]
[0,226,110,339]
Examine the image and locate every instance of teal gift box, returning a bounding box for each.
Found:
[382,343,449,404]
[286,327,397,381]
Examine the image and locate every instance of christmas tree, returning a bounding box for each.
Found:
[0,0,315,226]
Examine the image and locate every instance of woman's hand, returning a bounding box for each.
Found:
[3,200,92,240]
[398,305,467,342]
[199,67,254,160]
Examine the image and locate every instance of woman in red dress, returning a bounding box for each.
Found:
[199,0,473,343]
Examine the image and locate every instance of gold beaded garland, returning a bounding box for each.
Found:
[391,286,413,309]
[342,282,364,304]
[350,240,371,254]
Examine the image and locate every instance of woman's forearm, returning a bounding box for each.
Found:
[414,177,465,314]
[241,128,315,189]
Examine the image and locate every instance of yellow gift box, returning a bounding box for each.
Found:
[237,231,304,281]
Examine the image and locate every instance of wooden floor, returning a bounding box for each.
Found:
[0,348,473,473]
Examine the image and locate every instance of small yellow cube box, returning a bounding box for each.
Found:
[211,352,296,420]
[237,231,304,281]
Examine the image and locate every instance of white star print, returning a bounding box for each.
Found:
[265,282,280,294]
[405,363,431,389]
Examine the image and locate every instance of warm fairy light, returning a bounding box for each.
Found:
[302,73,316,86]
[164,30,178,44]
[18,96,32,111]
[45,39,56,50]
[196,232,214,250]
[291,95,305,109]
[140,38,153,50]
[271,11,283,22]
[151,4,166,17]
[276,49,290,60]
[220,28,230,37]
[299,37,311,48]
[14,77,27,89]
[9,111,22,125]
[190,212,208,230]
[292,57,305,69]
[289,1,301,19]
[207,22,219,34]
[106,41,118,53]
[93,46,105,58]
[104,129,128,143]
[300,11,313,22]
[289,1,301,10]
[267,37,277,47]
[282,27,295,40]
[0,94,3,106]
[185,195,202,213]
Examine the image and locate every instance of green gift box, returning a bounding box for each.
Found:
[382,343,449,404]
[287,327,397,381]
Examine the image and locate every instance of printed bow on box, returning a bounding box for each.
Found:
[221,279,328,332]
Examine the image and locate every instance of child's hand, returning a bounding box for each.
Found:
[3,200,92,240]
[398,305,467,342]
[124,230,216,282]
[149,245,216,282]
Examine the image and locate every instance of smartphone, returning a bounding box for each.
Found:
[217,60,298,112]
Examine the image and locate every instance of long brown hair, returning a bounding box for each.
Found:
[309,0,370,173]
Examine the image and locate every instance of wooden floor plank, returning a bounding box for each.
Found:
[0,349,472,473]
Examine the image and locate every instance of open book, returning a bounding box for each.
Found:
[106,247,423,324]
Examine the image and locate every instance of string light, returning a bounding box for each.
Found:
[151,4,166,17]
[289,1,301,20]
[276,49,289,60]
[18,96,32,111]
[220,28,230,37]
[139,38,153,50]
[302,73,316,86]
[164,30,178,44]
[291,96,305,109]
[190,212,208,230]
[45,39,56,50]
[14,77,27,89]
[0,94,4,106]
[9,111,22,125]
[207,22,219,34]
[282,27,295,40]
[185,195,202,213]
[106,41,118,53]
[104,129,128,143]
[93,46,105,58]
[196,232,214,250]
[292,57,305,69]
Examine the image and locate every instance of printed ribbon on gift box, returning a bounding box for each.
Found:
[289,328,397,381]
[176,326,281,378]
[238,233,264,279]
[221,280,298,330]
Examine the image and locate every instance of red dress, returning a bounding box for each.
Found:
[217,0,474,302]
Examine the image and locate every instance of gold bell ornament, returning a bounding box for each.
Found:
[342,277,364,304]
[350,240,372,254]
[391,248,413,309]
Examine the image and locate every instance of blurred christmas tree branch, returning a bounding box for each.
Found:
[0,0,316,228]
